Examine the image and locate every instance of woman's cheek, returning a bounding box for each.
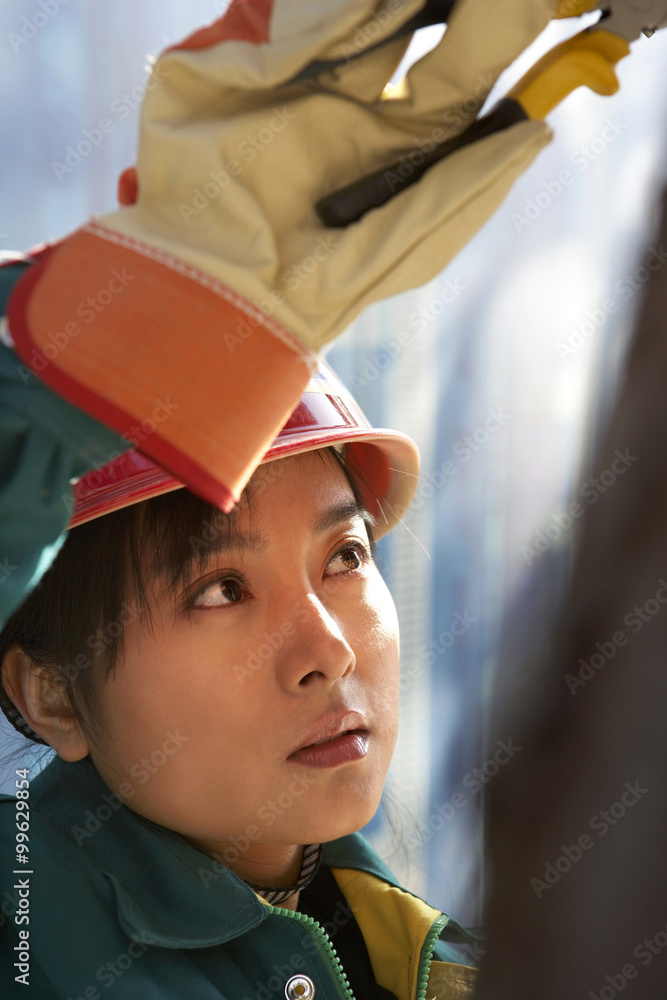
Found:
[362,572,400,654]
[355,575,401,712]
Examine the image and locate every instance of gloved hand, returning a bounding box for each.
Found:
[8,0,558,512]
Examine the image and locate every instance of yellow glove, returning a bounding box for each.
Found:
[9,0,557,511]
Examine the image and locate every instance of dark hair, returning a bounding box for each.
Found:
[0,448,372,747]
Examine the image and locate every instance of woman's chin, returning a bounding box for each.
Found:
[283,792,384,845]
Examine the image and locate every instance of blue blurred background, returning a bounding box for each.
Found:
[1,0,666,927]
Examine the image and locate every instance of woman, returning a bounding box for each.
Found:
[0,360,478,999]
[0,1,559,991]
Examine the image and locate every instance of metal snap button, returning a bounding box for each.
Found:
[285,974,315,1000]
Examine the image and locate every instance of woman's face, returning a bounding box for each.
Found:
[89,449,400,858]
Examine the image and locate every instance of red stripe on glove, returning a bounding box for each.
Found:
[169,0,274,51]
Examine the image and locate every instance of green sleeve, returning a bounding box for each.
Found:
[0,263,129,627]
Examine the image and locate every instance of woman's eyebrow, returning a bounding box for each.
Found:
[177,499,374,582]
[312,499,376,536]
[168,499,376,594]
[203,501,374,554]
[194,525,267,557]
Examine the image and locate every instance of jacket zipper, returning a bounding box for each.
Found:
[268,904,450,1000]
[415,913,450,1000]
[266,904,355,1000]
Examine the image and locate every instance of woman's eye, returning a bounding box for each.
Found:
[192,578,245,608]
[327,543,369,576]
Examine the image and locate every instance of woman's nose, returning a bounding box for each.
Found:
[272,593,355,691]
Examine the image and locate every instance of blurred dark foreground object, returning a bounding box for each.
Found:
[475,185,667,1000]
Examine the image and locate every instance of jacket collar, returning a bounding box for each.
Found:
[31,754,402,949]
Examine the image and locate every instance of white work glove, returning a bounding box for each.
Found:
[9,0,557,511]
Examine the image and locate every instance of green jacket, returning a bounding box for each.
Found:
[0,755,477,999]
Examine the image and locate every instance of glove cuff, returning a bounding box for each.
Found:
[7,225,313,511]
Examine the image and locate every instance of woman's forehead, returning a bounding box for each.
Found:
[248,448,346,488]
[219,450,366,537]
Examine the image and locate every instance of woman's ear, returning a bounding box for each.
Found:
[1,645,90,761]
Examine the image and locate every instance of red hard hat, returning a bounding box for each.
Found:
[70,359,420,538]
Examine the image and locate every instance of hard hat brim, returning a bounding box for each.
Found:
[69,361,420,539]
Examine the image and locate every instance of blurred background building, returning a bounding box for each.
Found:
[1,0,666,928]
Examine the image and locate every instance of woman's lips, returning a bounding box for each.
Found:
[287,729,370,768]
[287,711,367,756]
